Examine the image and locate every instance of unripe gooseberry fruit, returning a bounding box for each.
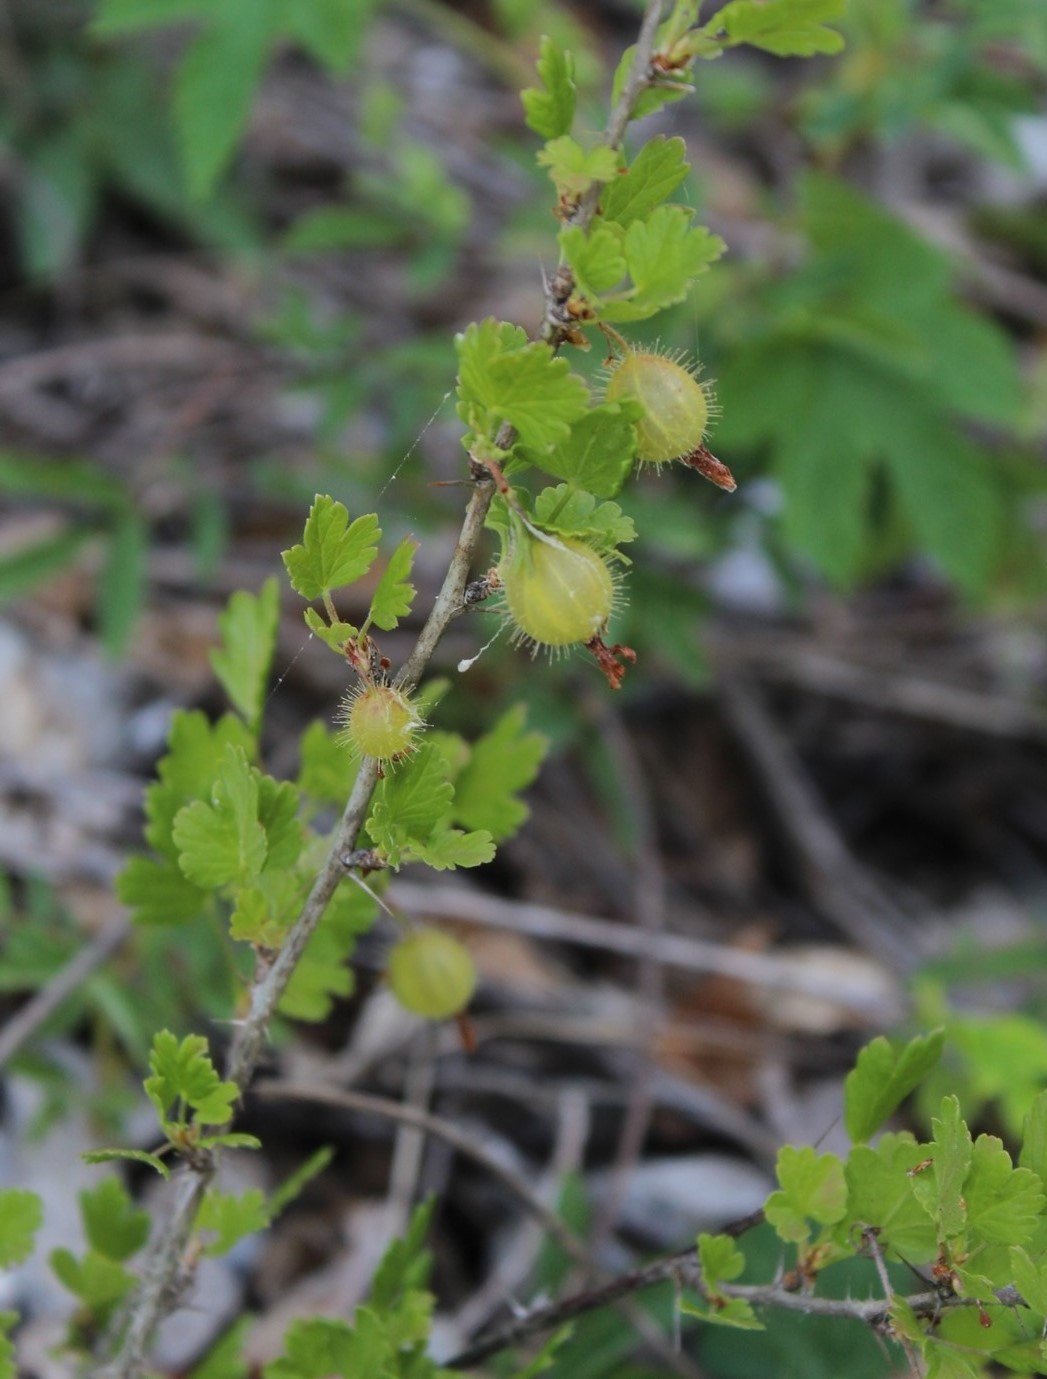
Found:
[388,928,477,1020]
[502,530,614,649]
[604,350,712,466]
[341,684,422,761]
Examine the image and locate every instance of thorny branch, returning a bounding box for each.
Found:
[98,6,672,1374]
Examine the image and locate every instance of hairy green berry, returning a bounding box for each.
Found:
[502,528,615,650]
[388,928,477,1019]
[605,349,712,466]
[340,684,422,761]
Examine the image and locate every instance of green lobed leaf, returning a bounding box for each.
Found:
[521,35,576,140]
[297,720,359,808]
[50,1247,134,1310]
[117,855,207,926]
[83,1148,171,1180]
[456,319,589,453]
[367,537,417,631]
[535,137,619,199]
[453,705,548,842]
[964,1134,1044,1247]
[1009,1246,1047,1315]
[144,1029,238,1128]
[189,1318,251,1379]
[714,0,846,56]
[80,1179,150,1262]
[365,744,455,867]
[229,871,304,946]
[697,1232,746,1296]
[599,136,691,228]
[264,1311,390,1379]
[142,710,255,860]
[370,1199,434,1309]
[525,403,640,499]
[910,1096,972,1241]
[277,883,376,1022]
[0,1190,42,1268]
[412,828,496,871]
[197,1188,270,1256]
[604,205,725,322]
[173,745,268,889]
[282,495,381,601]
[302,606,358,654]
[533,485,637,551]
[764,1146,847,1245]
[844,1132,938,1261]
[256,773,303,872]
[844,1028,945,1144]
[210,577,280,730]
[680,1296,763,1330]
[559,225,627,300]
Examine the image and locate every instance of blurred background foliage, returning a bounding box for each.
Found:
[3,2,1047,1376]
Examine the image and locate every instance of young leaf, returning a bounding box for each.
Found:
[117,855,206,927]
[714,0,846,56]
[764,1146,846,1244]
[535,137,619,199]
[172,745,267,889]
[282,495,381,600]
[844,1028,945,1144]
[605,205,725,322]
[453,705,548,841]
[1009,1246,1047,1316]
[456,320,589,452]
[370,1199,434,1308]
[365,744,455,866]
[302,606,358,654]
[50,1248,134,1310]
[964,1134,1044,1247]
[525,404,639,499]
[142,710,255,859]
[697,1232,746,1296]
[144,1030,238,1129]
[367,537,417,631]
[412,827,496,871]
[600,135,690,228]
[297,720,359,808]
[910,1096,972,1241]
[210,577,280,730]
[0,1190,42,1268]
[533,485,637,551]
[266,1313,391,1379]
[83,1148,171,1180]
[844,1134,938,1262]
[679,1296,763,1330]
[197,1188,270,1256]
[521,35,576,140]
[559,225,627,300]
[80,1179,150,1262]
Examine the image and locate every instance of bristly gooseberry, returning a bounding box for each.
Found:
[339,683,423,761]
[501,524,615,652]
[387,928,477,1019]
[604,347,714,467]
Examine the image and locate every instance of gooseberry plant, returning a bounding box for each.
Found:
[7,3,1047,1379]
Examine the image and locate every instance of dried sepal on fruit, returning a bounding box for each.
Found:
[602,340,735,491]
[338,682,424,762]
[500,517,617,653]
[387,927,477,1020]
